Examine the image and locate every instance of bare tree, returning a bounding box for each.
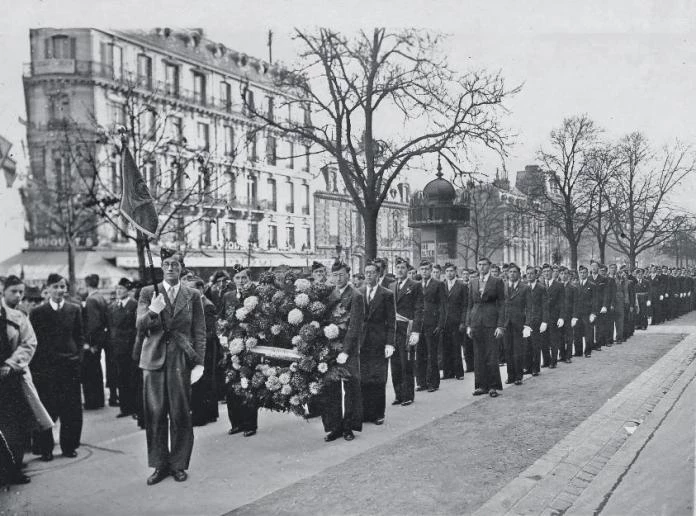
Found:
[659,217,696,267]
[517,115,601,269]
[245,28,519,259]
[607,132,695,268]
[585,143,619,264]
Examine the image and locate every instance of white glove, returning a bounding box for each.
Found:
[522,326,532,338]
[408,333,420,346]
[557,318,564,328]
[539,322,548,333]
[600,306,607,314]
[149,293,167,314]
[571,318,578,327]
[660,295,664,300]
[665,294,669,298]
[385,345,395,358]
[191,364,204,384]
[589,313,596,324]
[337,352,348,364]
[466,327,472,339]
[647,300,651,307]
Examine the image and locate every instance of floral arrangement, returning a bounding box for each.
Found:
[218,278,351,417]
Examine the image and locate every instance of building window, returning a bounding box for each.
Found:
[165,63,179,96]
[268,225,278,248]
[45,35,75,59]
[287,226,295,249]
[267,178,277,211]
[137,54,152,89]
[303,104,311,126]
[107,102,125,128]
[302,184,310,215]
[100,42,122,79]
[169,116,183,142]
[287,181,295,213]
[249,175,258,206]
[176,216,185,242]
[223,126,235,157]
[245,88,255,116]
[200,166,212,197]
[201,219,212,246]
[304,144,311,171]
[305,227,311,248]
[220,82,232,112]
[266,96,274,121]
[287,141,294,169]
[329,208,339,238]
[392,212,400,237]
[226,222,237,243]
[197,122,210,151]
[249,222,259,244]
[246,130,257,162]
[225,166,236,201]
[48,94,70,124]
[110,160,121,193]
[266,136,276,165]
[192,71,206,105]
[143,161,157,194]
[331,170,338,192]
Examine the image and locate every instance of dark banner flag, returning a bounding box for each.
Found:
[119,146,158,238]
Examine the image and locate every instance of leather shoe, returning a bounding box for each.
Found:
[374,418,385,425]
[391,399,402,406]
[415,386,427,392]
[489,389,499,398]
[455,376,464,380]
[343,431,355,441]
[62,450,78,458]
[427,387,437,392]
[401,400,413,406]
[514,380,523,386]
[565,358,572,363]
[40,452,53,462]
[505,379,514,385]
[473,388,487,396]
[585,354,591,358]
[243,430,257,437]
[146,468,169,486]
[10,473,31,485]
[324,430,342,442]
[532,372,539,377]
[228,427,243,435]
[549,364,557,369]
[171,469,187,482]
[116,412,131,418]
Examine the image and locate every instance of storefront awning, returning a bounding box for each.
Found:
[115,251,309,269]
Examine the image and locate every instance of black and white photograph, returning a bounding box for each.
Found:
[1,1,696,514]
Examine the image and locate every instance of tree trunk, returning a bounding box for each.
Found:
[363,209,378,261]
[569,241,579,270]
[67,239,76,293]
[137,238,148,282]
[597,238,606,265]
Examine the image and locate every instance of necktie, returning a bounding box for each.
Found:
[369,287,375,303]
[168,286,175,304]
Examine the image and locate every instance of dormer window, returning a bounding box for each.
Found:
[45,35,75,59]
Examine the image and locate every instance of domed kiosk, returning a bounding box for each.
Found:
[408,157,469,264]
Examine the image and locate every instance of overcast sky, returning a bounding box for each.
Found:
[1,0,695,207]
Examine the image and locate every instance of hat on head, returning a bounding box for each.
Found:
[394,257,407,266]
[3,275,23,289]
[312,261,326,272]
[160,247,185,267]
[117,277,132,289]
[444,262,456,270]
[331,260,350,273]
[419,259,432,268]
[432,264,442,271]
[212,270,230,282]
[46,273,65,286]
[231,263,248,276]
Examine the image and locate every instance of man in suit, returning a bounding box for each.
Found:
[432,264,443,282]
[80,274,110,409]
[572,265,598,358]
[108,278,138,418]
[359,262,396,424]
[441,263,467,380]
[311,261,328,285]
[613,267,629,343]
[323,261,365,442]
[135,249,206,485]
[416,260,446,393]
[590,262,610,351]
[466,257,506,397]
[542,264,565,368]
[29,273,85,462]
[559,267,576,363]
[524,266,549,375]
[502,263,530,385]
[459,269,475,373]
[374,257,395,290]
[219,265,260,436]
[390,257,423,406]
[634,268,650,330]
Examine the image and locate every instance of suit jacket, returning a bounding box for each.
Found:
[85,291,109,350]
[574,279,597,318]
[328,284,365,377]
[29,301,84,371]
[503,282,530,329]
[526,281,548,326]
[443,279,468,329]
[466,275,505,329]
[562,282,577,322]
[392,278,424,333]
[359,285,396,384]
[218,285,256,319]
[420,278,446,329]
[590,274,608,311]
[108,297,137,356]
[606,276,617,310]
[545,280,565,322]
[135,283,206,371]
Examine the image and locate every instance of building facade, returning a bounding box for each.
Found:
[21,27,314,279]
[313,165,413,273]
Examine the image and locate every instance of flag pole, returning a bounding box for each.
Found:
[141,231,160,296]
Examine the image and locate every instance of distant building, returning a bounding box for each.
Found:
[16,27,314,282]
[0,135,25,262]
[314,165,413,273]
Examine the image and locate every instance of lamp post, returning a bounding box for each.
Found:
[247,236,257,269]
[335,242,343,260]
[301,243,311,268]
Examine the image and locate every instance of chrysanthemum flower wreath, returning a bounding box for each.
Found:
[218,274,352,417]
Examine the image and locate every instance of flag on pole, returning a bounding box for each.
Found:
[119,146,158,238]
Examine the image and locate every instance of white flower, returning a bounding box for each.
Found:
[279,372,291,385]
[229,337,245,355]
[281,385,293,395]
[317,362,328,373]
[310,320,321,329]
[291,335,303,346]
[243,295,259,311]
[294,293,310,308]
[271,324,282,336]
[336,353,347,364]
[232,361,242,370]
[323,324,340,340]
[289,362,299,372]
[290,395,301,406]
[235,307,249,321]
[245,337,258,349]
[294,278,312,292]
[309,381,321,395]
[265,366,277,377]
[240,377,249,389]
[288,308,304,325]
